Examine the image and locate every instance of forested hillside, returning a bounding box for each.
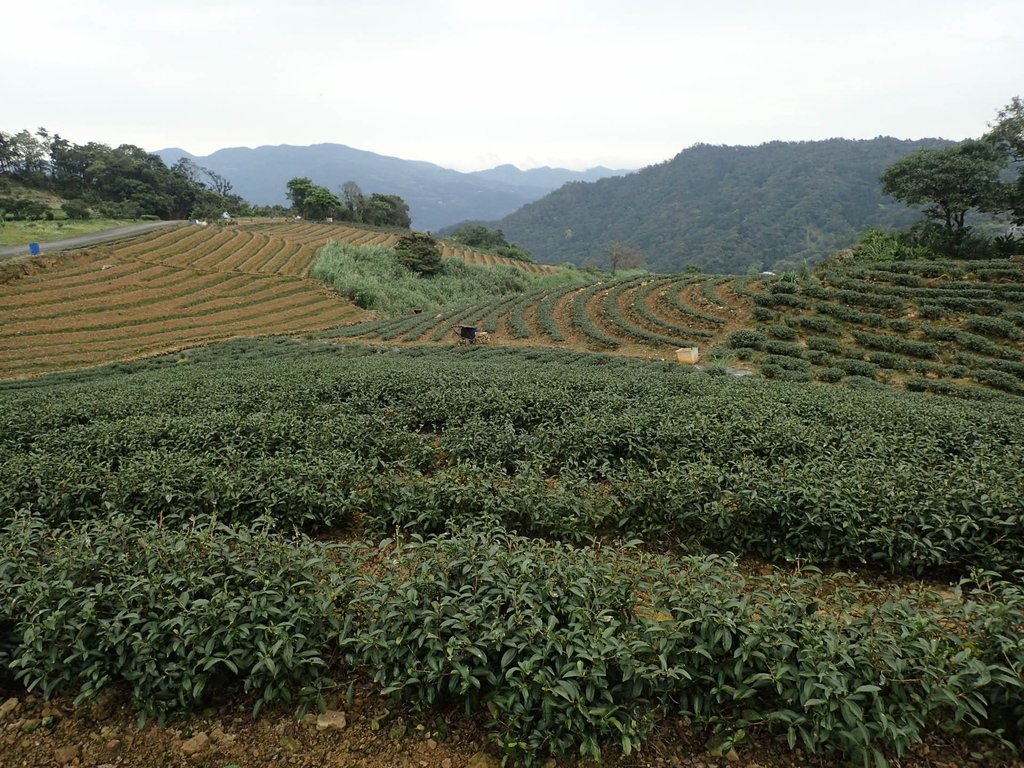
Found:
[497,138,955,273]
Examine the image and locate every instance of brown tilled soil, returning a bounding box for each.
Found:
[0,226,369,379]
[1,679,1017,768]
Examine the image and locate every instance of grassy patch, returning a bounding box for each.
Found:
[0,218,139,245]
[312,240,587,316]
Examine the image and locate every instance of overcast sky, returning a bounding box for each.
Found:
[6,0,1023,172]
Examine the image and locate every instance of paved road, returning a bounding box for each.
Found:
[0,220,185,261]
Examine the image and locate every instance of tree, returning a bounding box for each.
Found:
[607,241,644,273]
[303,186,341,221]
[985,96,1024,224]
[341,180,365,220]
[452,224,508,248]
[363,193,411,228]
[284,178,339,220]
[394,232,442,275]
[202,167,233,196]
[285,177,315,213]
[880,140,1004,249]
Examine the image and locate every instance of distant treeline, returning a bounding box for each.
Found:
[0,128,269,221]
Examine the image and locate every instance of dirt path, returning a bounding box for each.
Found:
[0,220,185,260]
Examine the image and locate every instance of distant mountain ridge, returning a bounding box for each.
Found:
[494,137,957,274]
[153,144,628,231]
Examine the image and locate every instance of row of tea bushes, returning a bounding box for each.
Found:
[2,341,1023,576]
[2,518,1022,765]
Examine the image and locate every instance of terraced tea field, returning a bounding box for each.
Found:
[733,257,1024,400]
[0,222,364,377]
[326,273,756,357]
[0,221,555,379]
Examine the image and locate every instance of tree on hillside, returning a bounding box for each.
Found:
[286,177,315,213]
[285,177,341,220]
[202,167,233,197]
[303,186,342,221]
[607,241,644,273]
[452,224,509,249]
[880,140,1004,251]
[363,193,411,228]
[0,130,47,179]
[985,95,1024,224]
[394,232,442,275]
[341,180,365,221]
[0,128,251,221]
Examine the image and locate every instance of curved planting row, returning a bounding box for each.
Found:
[439,241,557,274]
[732,258,1024,399]
[334,272,756,360]
[0,222,367,378]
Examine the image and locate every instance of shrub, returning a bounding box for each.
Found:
[867,352,910,371]
[918,304,948,320]
[339,528,1024,766]
[921,325,959,342]
[965,315,1021,340]
[762,354,811,371]
[728,330,766,349]
[852,228,935,261]
[806,336,845,354]
[815,366,845,383]
[836,359,879,378]
[767,323,798,340]
[850,331,939,360]
[974,369,1021,393]
[60,200,91,220]
[792,315,840,335]
[763,340,804,358]
[0,514,345,722]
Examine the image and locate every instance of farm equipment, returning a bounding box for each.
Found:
[456,325,489,344]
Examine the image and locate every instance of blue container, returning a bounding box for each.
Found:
[29,242,41,256]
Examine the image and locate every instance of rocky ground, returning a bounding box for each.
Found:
[1,676,1020,768]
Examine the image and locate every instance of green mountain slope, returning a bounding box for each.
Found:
[497,138,955,273]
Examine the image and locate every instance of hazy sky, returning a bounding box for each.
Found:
[6,0,1023,172]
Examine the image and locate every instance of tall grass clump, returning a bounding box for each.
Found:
[313,241,586,316]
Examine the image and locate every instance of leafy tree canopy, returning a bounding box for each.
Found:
[880,140,1004,240]
[394,232,442,275]
[1,127,249,220]
[984,95,1024,224]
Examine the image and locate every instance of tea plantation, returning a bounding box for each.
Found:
[1,339,1022,765]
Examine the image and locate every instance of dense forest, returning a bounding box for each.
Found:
[0,128,253,221]
[496,138,957,273]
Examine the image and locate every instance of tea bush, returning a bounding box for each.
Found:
[0,513,345,722]
[339,528,1024,766]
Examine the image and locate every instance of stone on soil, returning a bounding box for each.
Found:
[467,752,502,768]
[315,710,347,731]
[181,731,210,755]
[0,698,20,720]
[54,745,80,765]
